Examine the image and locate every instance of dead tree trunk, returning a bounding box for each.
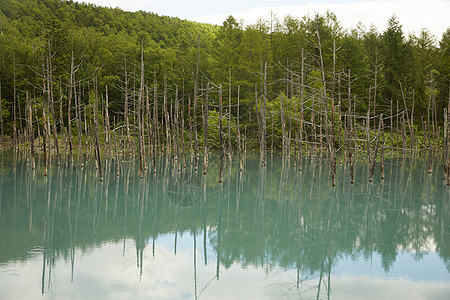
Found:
[124,55,131,154]
[105,85,111,156]
[114,130,119,176]
[47,43,60,165]
[316,30,335,186]
[298,49,305,171]
[427,72,433,174]
[366,110,371,165]
[188,97,193,160]
[369,114,383,182]
[194,35,201,166]
[237,85,242,171]
[219,84,224,183]
[137,43,144,178]
[93,77,103,181]
[203,83,209,175]
[58,79,65,153]
[67,52,74,163]
[255,83,261,158]
[41,54,48,176]
[444,108,448,181]
[261,62,267,166]
[153,73,158,173]
[401,113,407,161]
[373,51,379,128]
[174,85,181,171]
[27,92,35,169]
[347,69,353,183]
[228,67,232,164]
[380,119,385,180]
[13,54,17,149]
[163,73,171,152]
[330,39,337,177]
[76,83,83,167]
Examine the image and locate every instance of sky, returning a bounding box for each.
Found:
[80,0,449,39]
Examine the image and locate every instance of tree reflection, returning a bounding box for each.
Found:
[0,153,449,297]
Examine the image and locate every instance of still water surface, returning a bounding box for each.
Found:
[0,151,449,299]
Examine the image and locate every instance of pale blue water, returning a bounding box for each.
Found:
[0,151,449,299]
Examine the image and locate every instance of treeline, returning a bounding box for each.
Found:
[0,0,449,171]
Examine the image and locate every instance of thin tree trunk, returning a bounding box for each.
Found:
[27,92,35,169]
[124,55,131,154]
[228,67,232,164]
[174,85,181,171]
[380,119,385,180]
[255,83,261,157]
[401,113,407,161]
[58,79,65,153]
[366,110,371,164]
[261,62,267,165]
[411,90,416,154]
[93,77,103,181]
[237,85,242,171]
[34,99,41,149]
[188,97,193,160]
[68,52,74,163]
[219,84,224,183]
[77,83,83,167]
[13,54,17,149]
[299,49,305,171]
[373,51,378,128]
[330,39,337,179]
[47,43,60,165]
[347,69,353,183]
[203,83,209,174]
[316,30,334,186]
[153,73,158,173]
[163,72,170,152]
[114,130,119,176]
[369,114,383,182]
[194,35,201,166]
[427,72,433,173]
[443,108,447,181]
[42,54,47,176]
[137,43,144,178]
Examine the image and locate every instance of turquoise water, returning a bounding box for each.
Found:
[0,151,449,299]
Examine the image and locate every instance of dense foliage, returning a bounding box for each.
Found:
[0,0,448,150]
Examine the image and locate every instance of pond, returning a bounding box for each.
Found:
[0,151,449,299]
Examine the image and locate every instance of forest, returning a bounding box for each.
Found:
[0,0,449,182]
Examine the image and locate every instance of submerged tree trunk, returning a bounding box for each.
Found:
[13,54,18,149]
[124,55,131,154]
[153,73,158,173]
[369,114,383,182]
[42,55,48,176]
[76,83,83,167]
[261,62,267,166]
[137,43,144,178]
[93,77,103,181]
[317,30,335,186]
[203,83,209,175]
[68,52,75,163]
[47,43,60,166]
[27,92,35,169]
[237,85,242,171]
[219,84,224,183]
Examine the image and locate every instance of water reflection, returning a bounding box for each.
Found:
[0,151,449,299]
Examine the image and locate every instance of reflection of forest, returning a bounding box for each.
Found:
[1,152,449,281]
